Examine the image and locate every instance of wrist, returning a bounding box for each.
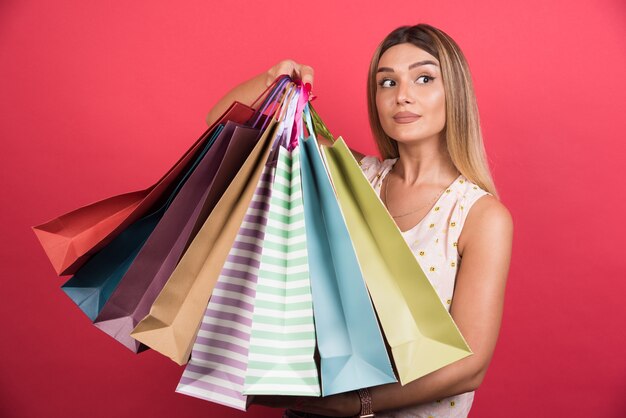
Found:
[356,388,375,418]
[265,63,286,87]
[265,69,276,87]
[346,390,362,417]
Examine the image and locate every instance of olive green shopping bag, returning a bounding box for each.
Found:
[321,138,472,385]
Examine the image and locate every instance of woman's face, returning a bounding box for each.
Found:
[375,43,446,145]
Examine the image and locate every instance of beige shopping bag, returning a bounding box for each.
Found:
[130,119,279,365]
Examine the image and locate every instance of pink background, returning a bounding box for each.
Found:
[2,0,625,417]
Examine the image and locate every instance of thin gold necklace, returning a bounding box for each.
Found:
[384,167,449,219]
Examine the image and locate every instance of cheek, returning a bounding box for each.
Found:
[437,93,446,123]
[426,88,446,111]
[426,88,446,126]
[375,93,386,113]
[375,94,390,124]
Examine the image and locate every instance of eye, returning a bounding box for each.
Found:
[416,75,435,84]
[378,78,396,88]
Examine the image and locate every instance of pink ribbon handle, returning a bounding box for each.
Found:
[289,81,311,151]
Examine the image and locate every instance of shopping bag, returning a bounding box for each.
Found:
[130,119,279,364]
[243,143,320,397]
[33,102,255,275]
[321,138,472,385]
[94,122,261,352]
[174,83,300,410]
[60,127,223,321]
[175,161,275,411]
[300,120,396,395]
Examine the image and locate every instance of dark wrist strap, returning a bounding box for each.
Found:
[357,388,374,417]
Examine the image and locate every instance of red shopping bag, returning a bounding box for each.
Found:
[33,103,255,275]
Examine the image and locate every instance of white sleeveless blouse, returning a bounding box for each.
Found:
[359,156,490,418]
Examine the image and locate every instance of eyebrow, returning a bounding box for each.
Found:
[377,60,439,73]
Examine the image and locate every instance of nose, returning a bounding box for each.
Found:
[395,81,414,104]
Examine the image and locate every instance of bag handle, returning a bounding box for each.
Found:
[275,82,298,123]
[288,82,310,150]
[302,103,316,139]
[251,74,289,110]
[277,83,300,150]
[309,103,334,143]
[250,76,291,129]
[265,83,299,166]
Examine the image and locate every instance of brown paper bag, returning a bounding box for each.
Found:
[130,119,279,365]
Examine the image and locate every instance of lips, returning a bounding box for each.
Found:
[393,111,421,123]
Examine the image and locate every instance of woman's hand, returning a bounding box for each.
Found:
[265,59,315,87]
[206,59,315,126]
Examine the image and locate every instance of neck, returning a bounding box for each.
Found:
[393,135,459,185]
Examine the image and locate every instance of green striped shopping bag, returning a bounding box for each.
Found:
[243,144,320,396]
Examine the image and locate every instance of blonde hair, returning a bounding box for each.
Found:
[367,24,498,197]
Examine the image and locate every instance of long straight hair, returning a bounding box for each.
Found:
[367,24,498,196]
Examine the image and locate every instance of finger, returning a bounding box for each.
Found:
[297,64,314,87]
[274,60,297,77]
[266,60,295,86]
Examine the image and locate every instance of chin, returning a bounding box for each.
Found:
[388,131,443,145]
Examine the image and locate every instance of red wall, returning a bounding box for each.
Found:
[2,1,625,417]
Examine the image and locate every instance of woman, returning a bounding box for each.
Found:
[206,23,513,418]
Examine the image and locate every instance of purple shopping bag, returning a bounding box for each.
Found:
[94,122,261,352]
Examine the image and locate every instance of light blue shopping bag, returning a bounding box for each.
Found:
[300,106,396,396]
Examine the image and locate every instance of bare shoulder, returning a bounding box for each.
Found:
[465,195,513,232]
[458,195,513,255]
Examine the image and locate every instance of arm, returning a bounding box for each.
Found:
[205,60,314,127]
[254,195,513,416]
[364,196,513,412]
[205,60,365,160]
